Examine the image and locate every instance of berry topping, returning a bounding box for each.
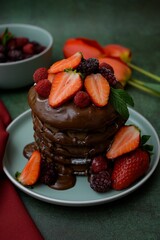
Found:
[76,58,99,77]
[15,37,29,47]
[99,66,117,86]
[33,67,48,83]
[74,91,91,108]
[23,43,34,55]
[49,71,82,107]
[111,148,150,190]
[106,125,140,159]
[15,150,41,186]
[35,79,52,98]
[84,73,110,107]
[90,170,111,193]
[99,62,114,73]
[91,156,108,173]
[7,49,23,61]
[48,52,82,74]
[40,159,58,185]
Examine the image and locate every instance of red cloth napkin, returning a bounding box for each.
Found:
[0,100,44,240]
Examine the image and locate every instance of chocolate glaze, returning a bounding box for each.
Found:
[24,86,127,190]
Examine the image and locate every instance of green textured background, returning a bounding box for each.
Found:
[0,0,160,239]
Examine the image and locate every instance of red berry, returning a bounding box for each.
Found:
[35,79,52,98]
[7,38,17,50]
[33,67,48,83]
[23,43,34,55]
[91,156,108,173]
[111,148,150,190]
[74,91,91,108]
[16,37,29,47]
[90,170,111,193]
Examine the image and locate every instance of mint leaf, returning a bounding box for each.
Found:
[2,28,14,46]
[141,135,151,145]
[110,88,134,119]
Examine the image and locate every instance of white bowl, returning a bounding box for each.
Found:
[0,23,53,89]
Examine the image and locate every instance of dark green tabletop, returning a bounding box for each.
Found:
[1,0,160,239]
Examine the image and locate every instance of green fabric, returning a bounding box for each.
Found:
[1,0,160,239]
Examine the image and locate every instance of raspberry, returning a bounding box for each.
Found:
[7,38,17,50]
[99,67,117,86]
[33,67,48,83]
[74,91,91,108]
[99,62,114,73]
[91,156,108,173]
[35,79,51,98]
[23,43,34,55]
[16,37,29,47]
[77,58,99,78]
[90,170,111,193]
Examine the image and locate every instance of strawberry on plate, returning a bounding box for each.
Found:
[111,148,150,190]
[49,71,83,107]
[16,150,41,186]
[106,125,140,159]
[84,73,110,107]
[48,52,82,74]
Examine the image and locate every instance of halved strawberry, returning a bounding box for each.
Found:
[84,73,110,107]
[49,71,82,107]
[48,52,82,74]
[48,73,55,83]
[106,125,140,159]
[16,150,41,186]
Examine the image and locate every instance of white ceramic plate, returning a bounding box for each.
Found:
[3,108,160,206]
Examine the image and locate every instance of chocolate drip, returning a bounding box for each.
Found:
[24,86,127,190]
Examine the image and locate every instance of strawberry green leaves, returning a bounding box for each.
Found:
[110,87,134,119]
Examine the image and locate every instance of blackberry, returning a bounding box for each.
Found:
[99,62,114,73]
[7,49,23,61]
[90,170,111,193]
[77,58,99,77]
[99,67,117,86]
[40,159,58,185]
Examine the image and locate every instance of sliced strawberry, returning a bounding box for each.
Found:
[111,148,150,190]
[49,71,82,107]
[84,73,110,107]
[48,52,82,74]
[48,73,55,83]
[106,125,140,159]
[16,150,41,186]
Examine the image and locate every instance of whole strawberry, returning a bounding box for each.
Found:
[111,148,150,190]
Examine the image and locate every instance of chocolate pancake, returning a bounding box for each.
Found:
[24,86,126,189]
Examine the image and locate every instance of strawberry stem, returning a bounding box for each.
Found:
[128,78,160,97]
[127,62,160,83]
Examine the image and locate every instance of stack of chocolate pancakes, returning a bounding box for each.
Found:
[24,86,126,189]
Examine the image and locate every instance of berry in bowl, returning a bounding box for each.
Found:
[0,23,53,89]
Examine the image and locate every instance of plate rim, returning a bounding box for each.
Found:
[3,108,160,206]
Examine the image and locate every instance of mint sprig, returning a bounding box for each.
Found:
[110,87,134,119]
[141,135,153,152]
[1,28,14,46]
